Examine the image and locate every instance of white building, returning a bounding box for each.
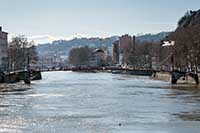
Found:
[0,26,8,71]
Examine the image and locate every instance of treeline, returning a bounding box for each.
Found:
[68,46,112,67]
[68,47,92,66]
[68,42,160,68]
[126,41,160,68]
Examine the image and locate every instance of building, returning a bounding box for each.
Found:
[112,34,135,66]
[119,34,135,53]
[38,55,66,69]
[112,40,119,64]
[0,26,8,71]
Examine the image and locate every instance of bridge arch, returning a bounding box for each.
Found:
[171,71,199,85]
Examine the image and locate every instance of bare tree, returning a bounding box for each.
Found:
[126,41,155,68]
[167,25,200,71]
[68,47,92,67]
[8,35,38,71]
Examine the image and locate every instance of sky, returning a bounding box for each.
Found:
[0,0,200,44]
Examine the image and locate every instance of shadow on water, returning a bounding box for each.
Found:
[122,83,200,91]
[167,85,200,98]
[170,83,200,90]
[174,111,200,121]
[117,75,200,122]
[0,83,31,96]
[0,84,32,111]
[167,84,200,121]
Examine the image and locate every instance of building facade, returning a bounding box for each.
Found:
[119,34,135,53]
[0,26,8,71]
[112,34,135,66]
[112,40,119,64]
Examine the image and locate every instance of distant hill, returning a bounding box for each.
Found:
[164,9,200,69]
[136,32,169,42]
[36,36,118,58]
[36,32,169,58]
[167,9,200,40]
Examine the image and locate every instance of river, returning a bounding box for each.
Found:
[0,71,200,133]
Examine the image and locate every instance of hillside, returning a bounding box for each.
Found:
[178,9,200,28]
[164,9,200,69]
[36,36,118,57]
[36,32,169,58]
[136,32,169,42]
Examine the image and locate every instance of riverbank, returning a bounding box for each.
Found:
[154,72,200,84]
[0,70,42,83]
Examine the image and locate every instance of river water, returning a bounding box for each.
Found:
[0,71,200,133]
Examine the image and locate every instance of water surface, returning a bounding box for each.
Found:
[0,71,200,133]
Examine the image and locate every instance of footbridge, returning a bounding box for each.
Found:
[38,66,199,85]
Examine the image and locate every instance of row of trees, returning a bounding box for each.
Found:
[166,11,200,72]
[124,41,160,68]
[68,46,112,67]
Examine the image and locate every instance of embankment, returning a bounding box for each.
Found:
[155,72,200,84]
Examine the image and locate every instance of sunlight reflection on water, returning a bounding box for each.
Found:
[0,71,200,132]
